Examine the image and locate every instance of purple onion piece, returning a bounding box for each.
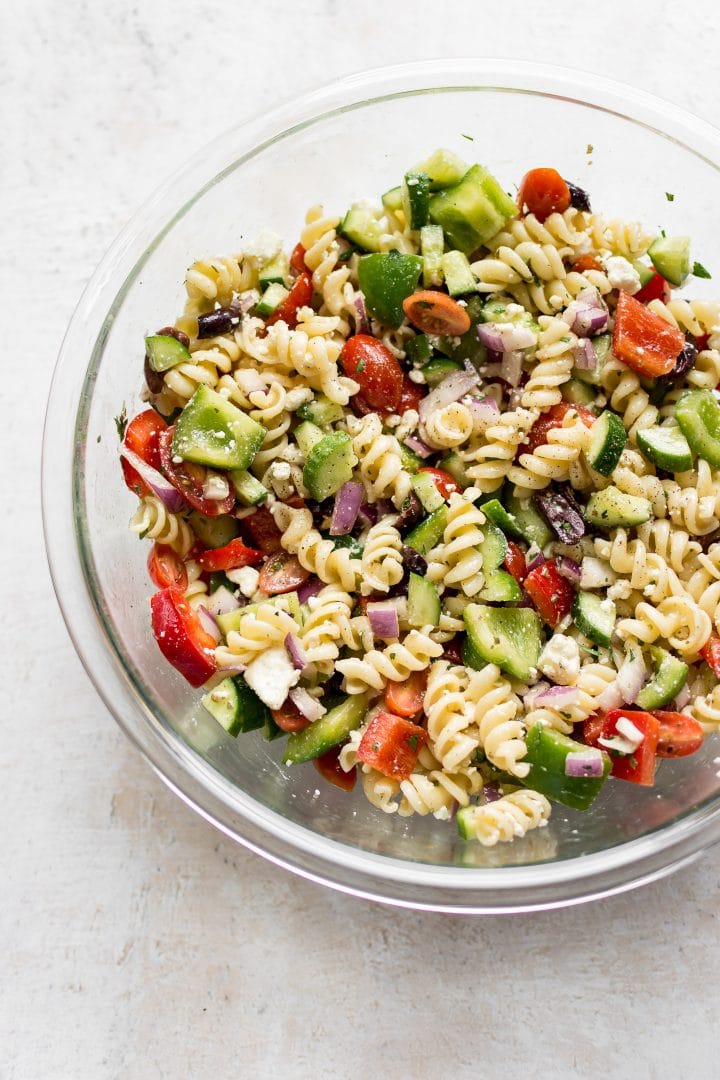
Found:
[566,181,591,212]
[329,481,364,536]
[477,322,536,354]
[500,351,523,387]
[205,586,241,618]
[526,551,546,573]
[465,397,500,428]
[197,606,221,644]
[483,783,502,804]
[285,633,309,672]
[574,338,597,370]
[418,368,480,424]
[297,576,324,604]
[616,651,647,704]
[565,750,604,778]
[477,323,504,353]
[556,557,582,584]
[120,445,188,514]
[353,294,370,335]
[288,687,325,722]
[404,436,434,459]
[534,685,580,708]
[672,684,691,710]
[367,605,400,639]
[534,490,586,545]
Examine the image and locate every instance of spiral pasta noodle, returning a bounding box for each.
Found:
[273,505,361,592]
[422,401,474,449]
[346,413,412,508]
[465,664,528,778]
[461,407,538,493]
[336,628,443,694]
[129,496,193,555]
[360,519,404,596]
[508,410,591,493]
[423,661,479,772]
[520,314,576,412]
[216,603,299,667]
[458,789,551,847]
[427,490,485,596]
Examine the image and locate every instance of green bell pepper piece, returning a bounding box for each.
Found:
[524,724,612,811]
[357,251,422,329]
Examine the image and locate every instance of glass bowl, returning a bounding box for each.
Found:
[43,60,720,913]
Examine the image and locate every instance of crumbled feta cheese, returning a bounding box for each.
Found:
[203,474,230,501]
[284,386,314,411]
[580,557,617,590]
[537,634,581,686]
[267,460,294,500]
[226,565,260,597]
[605,255,641,295]
[243,230,283,265]
[408,369,426,384]
[243,646,300,710]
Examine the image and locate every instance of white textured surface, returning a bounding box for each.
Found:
[5,2,720,1077]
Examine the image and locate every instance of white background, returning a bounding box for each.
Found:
[5,2,720,1076]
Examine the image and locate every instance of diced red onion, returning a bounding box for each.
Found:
[672,684,691,710]
[120,445,187,513]
[418,368,479,423]
[404,436,434,459]
[574,338,597,370]
[477,322,536,353]
[477,323,504,353]
[526,551,546,573]
[556,557,582,584]
[297,576,323,603]
[367,604,400,639]
[289,687,326,723]
[353,294,370,335]
[230,293,258,315]
[357,501,378,526]
[500,351,523,387]
[197,606,221,643]
[615,716,645,749]
[329,481,364,535]
[216,660,247,674]
[533,685,580,709]
[565,749,604,778]
[566,294,608,337]
[285,633,309,672]
[597,650,647,711]
[205,586,241,618]
[483,783,502,803]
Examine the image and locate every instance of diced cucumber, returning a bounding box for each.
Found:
[171,385,265,471]
[357,251,423,329]
[574,333,612,386]
[421,357,462,386]
[635,646,689,710]
[524,724,611,812]
[463,604,543,682]
[420,223,445,288]
[302,432,356,501]
[189,511,239,549]
[562,377,598,407]
[202,674,270,737]
[229,469,268,507]
[283,694,371,764]
[281,590,302,623]
[414,149,469,190]
[480,297,539,336]
[586,411,627,477]
[439,452,470,488]
[258,252,290,288]
[381,185,403,213]
[572,592,616,647]
[632,259,656,288]
[217,606,247,637]
[399,444,423,474]
[411,471,445,513]
[504,489,554,548]
[145,334,191,372]
[637,424,693,472]
[479,498,525,540]
[296,395,345,426]
[433,294,487,365]
[209,572,233,593]
[479,520,507,571]
[584,487,652,528]
[404,506,448,554]
[479,569,522,603]
[402,172,431,230]
[407,573,440,628]
[429,164,517,255]
[675,389,720,468]
[339,206,384,252]
[648,235,691,287]
[256,282,289,317]
[405,333,433,364]
[440,250,477,297]
[294,420,324,458]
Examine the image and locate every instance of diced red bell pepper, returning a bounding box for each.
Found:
[612,290,685,377]
[197,539,264,572]
[634,270,671,305]
[271,698,310,733]
[524,559,575,628]
[356,710,428,780]
[503,540,527,584]
[700,633,720,679]
[654,711,704,758]
[150,586,217,687]
[313,746,357,791]
[265,272,313,329]
[588,708,660,786]
[289,243,307,274]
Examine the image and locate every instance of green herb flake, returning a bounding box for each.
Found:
[461,134,474,142]
[693,261,712,280]
[665,192,675,202]
[406,734,420,751]
[356,359,366,373]
[586,144,594,154]
[114,404,128,441]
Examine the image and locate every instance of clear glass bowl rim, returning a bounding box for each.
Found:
[42,58,720,913]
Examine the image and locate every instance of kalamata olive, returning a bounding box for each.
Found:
[566,181,591,212]
[143,354,165,395]
[401,545,428,575]
[156,325,191,348]
[395,491,423,533]
[196,307,240,339]
[668,340,698,380]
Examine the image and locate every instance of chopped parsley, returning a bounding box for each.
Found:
[461,134,474,142]
[356,359,366,373]
[114,404,128,441]
[665,192,675,202]
[406,734,420,751]
[693,261,712,280]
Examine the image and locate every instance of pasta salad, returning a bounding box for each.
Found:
[119,149,720,847]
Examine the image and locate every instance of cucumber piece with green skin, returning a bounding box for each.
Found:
[675,389,720,468]
[421,357,462,386]
[572,592,616,647]
[407,573,441,627]
[480,297,540,336]
[357,251,423,329]
[294,420,324,458]
[637,425,693,472]
[218,593,301,637]
[381,186,403,213]
[440,250,477,297]
[433,294,487,366]
[296,395,345,426]
[405,333,433,364]
[479,520,507,570]
[463,604,543,682]
[202,674,270,737]
[283,694,371,764]
[648,235,691,287]
[145,334,192,372]
[635,647,689,710]
[256,282,289,317]
[574,333,612,386]
[171,385,266,471]
[439,452,471,488]
[429,164,517,255]
[584,487,652,528]
[586,411,627,477]
[302,432,356,501]
[420,224,444,287]
[404,506,448,555]
[414,149,469,190]
[504,489,554,548]
[524,724,612,812]
[562,377,598,408]
[258,252,290,288]
[228,469,268,506]
[461,631,486,671]
[338,206,384,252]
[398,443,423,474]
[411,471,445,513]
[402,172,431,229]
[189,511,239,549]
[632,259,656,288]
[479,498,525,540]
[479,569,522,603]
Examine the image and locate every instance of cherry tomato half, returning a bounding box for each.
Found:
[158,427,235,517]
[121,408,168,496]
[313,746,357,791]
[384,670,428,718]
[518,168,571,223]
[147,543,188,590]
[654,711,704,758]
[570,254,603,274]
[503,540,527,585]
[339,334,403,415]
[289,243,308,275]
[258,551,310,595]
[271,697,310,733]
[402,290,471,336]
[243,506,283,554]
[399,375,425,414]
